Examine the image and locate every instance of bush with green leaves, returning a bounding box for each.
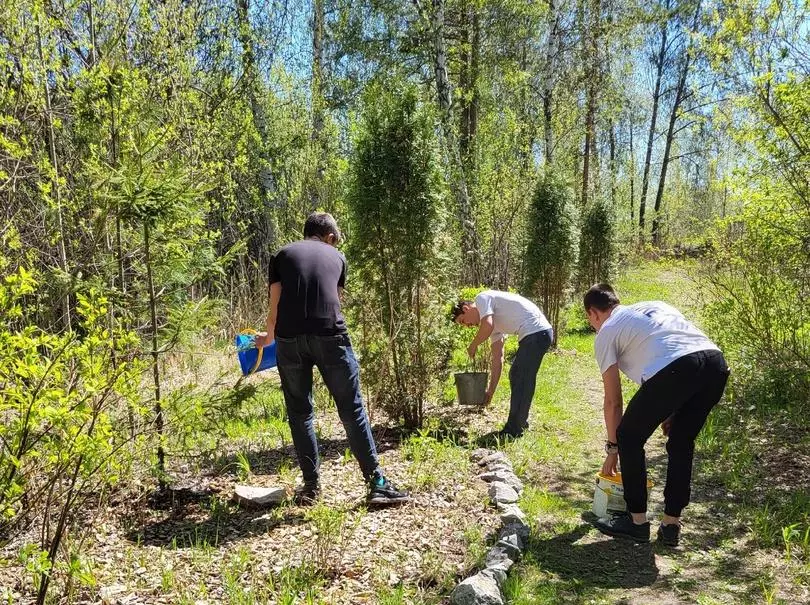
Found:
[578,200,615,288]
[523,173,579,342]
[345,79,451,429]
[701,193,809,421]
[0,263,143,600]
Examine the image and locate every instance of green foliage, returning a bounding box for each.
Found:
[346,79,452,428]
[577,200,615,288]
[0,264,142,594]
[304,503,361,573]
[523,173,579,341]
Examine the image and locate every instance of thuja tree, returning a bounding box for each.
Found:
[578,200,615,288]
[523,173,579,343]
[346,80,451,429]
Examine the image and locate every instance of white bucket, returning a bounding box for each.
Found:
[592,472,653,518]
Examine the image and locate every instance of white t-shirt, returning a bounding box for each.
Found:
[594,301,720,385]
[474,290,552,342]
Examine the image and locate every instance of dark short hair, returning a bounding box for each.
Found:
[583,283,620,312]
[303,212,342,241]
[450,300,472,321]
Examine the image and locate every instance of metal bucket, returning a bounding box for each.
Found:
[454,371,489,406]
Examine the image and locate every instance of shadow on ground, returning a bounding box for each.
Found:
[210,423,411,477]
[527,523,659,589]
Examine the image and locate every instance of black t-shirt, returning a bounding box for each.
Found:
[268,239,348,337]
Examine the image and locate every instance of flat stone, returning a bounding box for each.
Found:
[488,481,518,504]
[496,503,527,525]
[470,448,492,463]
[500,521,530,544]
[450,571,504,605]
[486,462,514,473]
[232,485,286,508]
[478,451,508,467]
[478,470,523,493]
[484,545,515,572]
[100,584,127,603]
[497,523,530,558]
[481,566,508,588]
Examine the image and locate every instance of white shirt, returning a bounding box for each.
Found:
[474,290,552,342]
[594,301,720,384]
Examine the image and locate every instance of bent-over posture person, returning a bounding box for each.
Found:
[451,290,553,438]
[254,212,409,506]
[584,283,729,545]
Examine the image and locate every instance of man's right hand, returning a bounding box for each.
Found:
[254,332,272,349]
[661,415,674,436]
[601,452,618,476]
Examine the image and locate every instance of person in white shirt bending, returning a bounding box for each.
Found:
[584,283,729,546]
[451,290,553,439]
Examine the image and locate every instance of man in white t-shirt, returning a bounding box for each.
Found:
[584,283,729,546]
[451,290,553,438]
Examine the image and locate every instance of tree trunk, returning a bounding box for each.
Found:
[459,1,480,167]
[420,0,481,283]
[236,0,275,267]
[144,223,165,489]
[609,123,617,206]
[652,2,700,247]
[581,0,601,208]
[310,0,326,209]
[36,20,71,332]
[542,0,559,165]
[629,116,635,222]
[651,60,688,246]
[638,13,669,239]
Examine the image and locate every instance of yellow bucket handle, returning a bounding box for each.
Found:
[240,329,264,376]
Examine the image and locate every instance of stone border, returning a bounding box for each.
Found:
[449,449,530,605]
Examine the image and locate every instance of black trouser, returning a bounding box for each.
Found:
[504,329,553,436]
[617,349,730,516]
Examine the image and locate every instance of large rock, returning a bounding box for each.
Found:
[233,485,286,508]
[488,481,518,505]
[496,503,527,525]
[478,470,523,493]
[450,571,504,605]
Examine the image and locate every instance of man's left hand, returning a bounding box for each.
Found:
[484,388,495,406]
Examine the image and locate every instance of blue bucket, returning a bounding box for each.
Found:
[235,333,277,376]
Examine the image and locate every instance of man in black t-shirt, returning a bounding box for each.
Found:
[254,213,409,506]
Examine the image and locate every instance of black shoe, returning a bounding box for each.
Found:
[292,482,321,506]
[367,477,411,506]
[497,429,522,441]
[593,511,650,543]
[657,522,681,546]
